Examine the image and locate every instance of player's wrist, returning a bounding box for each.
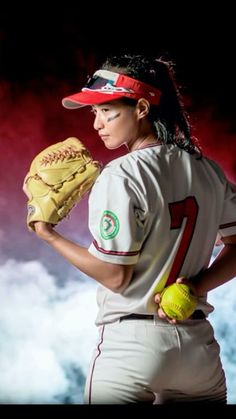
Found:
[34,222,57,242]
[190,283,204,298]
[188,276,205,298]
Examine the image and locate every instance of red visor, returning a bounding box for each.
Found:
[62,69,162,109]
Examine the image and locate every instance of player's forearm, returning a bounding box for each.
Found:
[41,229,133,292]
[192,244,236,296]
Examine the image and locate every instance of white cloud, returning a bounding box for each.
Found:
[207,250,236,404]
[0,257,235,404]
[0,259,98,403]
[208,279,236,404]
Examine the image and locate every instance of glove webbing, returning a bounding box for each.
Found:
[40,146,90,165]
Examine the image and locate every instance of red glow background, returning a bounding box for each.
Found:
[0,8,235,273]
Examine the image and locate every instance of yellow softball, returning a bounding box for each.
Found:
[160,283,198,320]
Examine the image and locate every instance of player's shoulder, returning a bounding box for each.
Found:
[200,155,226,183]
[103,144,164,175]
[101,152,138,178]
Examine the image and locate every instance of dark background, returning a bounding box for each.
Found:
[1,5,235,117]
[0,4,235,272]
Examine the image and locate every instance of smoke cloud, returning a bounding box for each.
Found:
[0,256,235,404]
[0,259,98,404]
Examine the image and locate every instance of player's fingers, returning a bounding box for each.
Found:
[157,307,166,318]
[157,307,177,324]
[176,277,186,284]
[154,293,161,303]
[167,317,177,324]
[176,277,198,296]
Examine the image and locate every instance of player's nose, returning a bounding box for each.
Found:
[93,113,105,131]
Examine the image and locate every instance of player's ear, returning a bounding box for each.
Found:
[136,98,150,120]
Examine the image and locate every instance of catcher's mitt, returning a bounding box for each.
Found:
[23,137,101,231]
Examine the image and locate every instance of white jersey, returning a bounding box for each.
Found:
[88,144,236,325]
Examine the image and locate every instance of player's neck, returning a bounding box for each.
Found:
[128,135,160,152]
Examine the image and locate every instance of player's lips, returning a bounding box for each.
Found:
[99,134,109,141]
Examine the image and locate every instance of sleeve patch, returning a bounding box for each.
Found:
[100,210,120,240]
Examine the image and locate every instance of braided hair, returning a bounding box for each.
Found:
[101,54,200,155]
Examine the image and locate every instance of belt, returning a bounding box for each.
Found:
[119,310,206,322]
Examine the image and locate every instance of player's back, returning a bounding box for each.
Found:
[124,144,231,313]
[90,144,235,323]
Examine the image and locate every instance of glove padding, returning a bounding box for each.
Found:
[23,137,101,231]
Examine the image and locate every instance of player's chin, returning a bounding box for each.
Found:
[104,141,123,150]
[100,136,123,150]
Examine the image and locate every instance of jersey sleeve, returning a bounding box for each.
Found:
[219,180,236,237]
[88,169,148,264]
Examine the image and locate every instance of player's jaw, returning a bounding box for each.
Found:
[99,133,127,150]
[93,101,138,150]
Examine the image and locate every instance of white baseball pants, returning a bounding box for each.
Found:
[84,317,226,404]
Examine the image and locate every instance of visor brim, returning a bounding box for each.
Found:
[62,91,126,109]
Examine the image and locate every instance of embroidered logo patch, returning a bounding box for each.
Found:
[100,210,120,240]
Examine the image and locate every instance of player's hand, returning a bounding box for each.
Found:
[175,276,198,296]
[154,291,177,324]
[34,221,56,242]
[154,277,198,324]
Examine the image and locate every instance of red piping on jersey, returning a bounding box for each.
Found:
[219,221,236,229]
[88,325,105,404]
[92,240,140,256]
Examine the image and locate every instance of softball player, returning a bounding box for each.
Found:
[34,54,236,404]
